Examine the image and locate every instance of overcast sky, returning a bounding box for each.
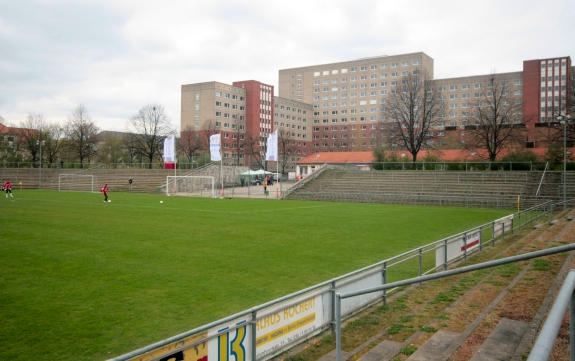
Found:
[1,0,574,131]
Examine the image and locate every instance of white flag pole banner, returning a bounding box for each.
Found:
[210,134,222,161]
[163,135,175,162]
[266,130,278,161]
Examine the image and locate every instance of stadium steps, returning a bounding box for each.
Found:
[298,209,575,361]
[284,170,574,207]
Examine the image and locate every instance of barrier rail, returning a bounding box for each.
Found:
[108,201,554,361]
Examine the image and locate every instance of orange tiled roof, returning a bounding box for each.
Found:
[297,148,573,164]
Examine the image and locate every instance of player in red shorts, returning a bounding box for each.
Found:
[3,180,13,198]
[100,184,110,202]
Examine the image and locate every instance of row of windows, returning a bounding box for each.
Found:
[215,112,245,120]
[313,71,421,85]
[541,75,567,82]
[274,104,307,114]
[312,60,422,76]
[541,86,567,92]
[215,101,245,110]
[541,61,568,68]
[214,91,245,101]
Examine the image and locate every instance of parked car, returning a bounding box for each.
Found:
[250,179,262,186]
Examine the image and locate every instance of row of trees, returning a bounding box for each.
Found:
[0,104,176,169]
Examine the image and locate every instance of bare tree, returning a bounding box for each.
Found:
[464,75,527,161]
[277,128,298,174]
[381,70,445,162]
[98,132,126,166]
[243,133,266,169]
[126,104,174,169]
[179,124,203,163]
[199,119,219,153]
[65,104,100,168]
[43,122,65,166]
[19,113,45,166]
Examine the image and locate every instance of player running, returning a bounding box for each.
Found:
[100,184,110,202]
[3,179,13,198]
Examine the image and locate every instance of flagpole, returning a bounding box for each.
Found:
[220,133,224,196]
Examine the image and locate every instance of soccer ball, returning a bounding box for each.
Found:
[160,201,163,203]
[108,200,111,203]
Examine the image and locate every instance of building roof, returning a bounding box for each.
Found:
[297,148,573,164]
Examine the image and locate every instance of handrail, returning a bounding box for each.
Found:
[536,162,549,197]
[334,244,575,361]
[527,270,575,361]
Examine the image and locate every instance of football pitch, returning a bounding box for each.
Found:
[0,190,512,360]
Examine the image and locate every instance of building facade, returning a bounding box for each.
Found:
[181,53,572,167]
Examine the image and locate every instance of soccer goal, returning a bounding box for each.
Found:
[58,174,96,193]
[166,176,215,197]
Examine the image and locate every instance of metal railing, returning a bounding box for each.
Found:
[527,270,575,361]
[108,200,553,361]
[334,245,575,361]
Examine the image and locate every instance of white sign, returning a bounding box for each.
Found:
[436,230,481,268]
[210,134,221,161]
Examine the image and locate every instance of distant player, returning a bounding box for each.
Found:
[100,184,110,202]
[3,180,13,198]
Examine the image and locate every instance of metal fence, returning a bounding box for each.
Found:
[108,201,553,361]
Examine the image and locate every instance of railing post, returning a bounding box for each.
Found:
[382,262,387,306]
[502,222,505,240]
[418,248,423,284]
[463,232,467,261]
[251,310,257,361]
[335,294,342,361]
[444,239,448,271]
[479,226,483,252]
[330,280,336,336]
[570,291,575,361]
[549,204,554,224]
[492,221,495,246]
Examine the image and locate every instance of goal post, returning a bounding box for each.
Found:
[58,174,95,193]
[166,176,215,198]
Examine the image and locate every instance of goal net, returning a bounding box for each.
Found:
[166,176,215,197]
[58,174,95,193]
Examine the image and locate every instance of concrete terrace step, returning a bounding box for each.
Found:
[358,340,402,361]
[406,330,461,361]
[469,318,529,361]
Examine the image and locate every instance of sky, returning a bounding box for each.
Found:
[1,0,574,131]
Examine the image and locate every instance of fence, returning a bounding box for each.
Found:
[108,201,553,361]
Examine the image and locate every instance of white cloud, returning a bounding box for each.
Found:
[0,0,573,130]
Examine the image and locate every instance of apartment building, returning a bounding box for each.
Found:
[181,80,310,167]
[278,53,572,152]
[181,53,572,165]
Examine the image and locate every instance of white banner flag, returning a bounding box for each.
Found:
[266,130,278,161]
[210,134,221,161]
[163,135,175,162]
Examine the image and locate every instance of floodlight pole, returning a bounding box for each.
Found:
[558,115,573,210]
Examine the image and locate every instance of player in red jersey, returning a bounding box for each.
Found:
[100,184,110,202]
[3,180,13,198]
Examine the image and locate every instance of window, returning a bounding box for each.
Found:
[450,94,457,100]
[380,73,387,78]
[360,66,367,71]
[401,61,408,66]
[450,103,457,108]
[370,74,377,79]
[438,86,446,92]
[450,85,458,91]
[461,84,470,90]
[412,59,420,65]
[216,111,222,117]
[391,62,398,67]
[513,90,522,95]
[380,64,387,69]
[474,83,482,89]
[360,75,367,80]
[370,65,377,70]
[391,72,398,77]
[462,94,470,99]
[351,67,357,72]
[314,80,320,85]
[438,95,446,100]
[216,91,222,97]
[401,71,408,76]
[514,80,522,85]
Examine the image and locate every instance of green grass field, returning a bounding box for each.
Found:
[0,190,511,360]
